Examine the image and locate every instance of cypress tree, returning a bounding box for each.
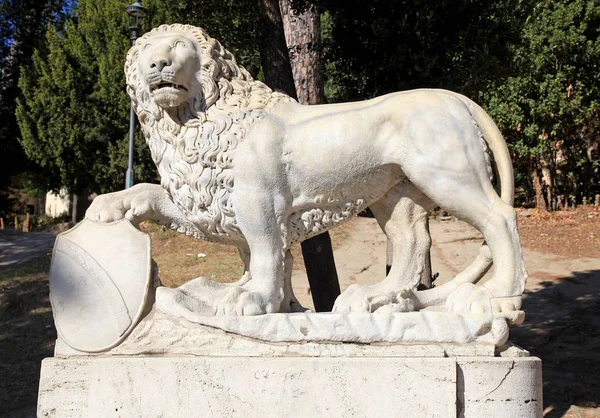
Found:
[16,0,264,196]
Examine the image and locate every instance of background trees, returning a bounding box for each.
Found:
[16,0,171,198]
[316,0,527,102]
[13,0,266,200]
[485,0,600,209]
[0,0,72,215]
[5,0,600,211]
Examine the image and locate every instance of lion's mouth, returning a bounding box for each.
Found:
[151,82,188,92]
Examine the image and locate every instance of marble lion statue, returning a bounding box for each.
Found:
[86,24,527,322]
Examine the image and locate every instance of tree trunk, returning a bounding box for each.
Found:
[71,193,78,224]
[257,0,298,97]
[541,158,553,210]
[420,218,433,289]
[257,0,340,312]
[279,0,324,105]
[531,161,547,211]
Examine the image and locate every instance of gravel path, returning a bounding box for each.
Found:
[0,231,56,267]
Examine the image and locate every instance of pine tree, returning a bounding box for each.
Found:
[16,0,179,195]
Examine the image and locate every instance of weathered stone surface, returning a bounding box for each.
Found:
[38,357,457,417]
[155,293,510,345]
[49,219,152,352]
[38,355,542,417]
[54,309,511,358]
[457,357,543,417]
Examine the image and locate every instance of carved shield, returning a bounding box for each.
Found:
[49,219,152,352]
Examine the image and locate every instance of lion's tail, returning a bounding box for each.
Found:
[454,92,514,206]
[413,91,514,307]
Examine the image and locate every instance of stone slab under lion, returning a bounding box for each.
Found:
[53,308,515,357]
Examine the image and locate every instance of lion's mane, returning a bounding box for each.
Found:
[124,24,293,240]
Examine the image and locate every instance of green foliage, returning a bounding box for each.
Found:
[315,0,599,206]
[15,0,264,195]
[16,0,148,194]
[162,0,264,78]
[484,0,600,203]
[0,0,71,215]
[317,0,530,103]
[12,0,600,208]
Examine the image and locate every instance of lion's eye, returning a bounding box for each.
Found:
[173,40,188,49]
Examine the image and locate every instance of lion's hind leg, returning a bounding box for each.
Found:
[443,197,527,323]
[332,183,434,313]
[402,164,527,323]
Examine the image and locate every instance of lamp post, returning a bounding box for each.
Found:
[125,1,147,189]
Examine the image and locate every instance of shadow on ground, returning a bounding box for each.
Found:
[0,255,56,417]
[511,269,600,417]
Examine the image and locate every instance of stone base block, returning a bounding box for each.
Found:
[38,355,542,417]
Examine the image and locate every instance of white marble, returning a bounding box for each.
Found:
[38,355,542,417]
[54,309,524,357]
[153,295,510,345]
[40,23,542,418]
[49,219,153,352]
[80,23,527,345]
[457,357,543,417]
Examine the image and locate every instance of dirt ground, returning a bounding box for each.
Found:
[0,208,599,417]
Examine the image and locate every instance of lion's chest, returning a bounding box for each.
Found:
[157,146,243,244]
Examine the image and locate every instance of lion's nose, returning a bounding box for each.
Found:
[150,58,171,72]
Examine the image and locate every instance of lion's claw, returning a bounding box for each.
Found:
[216,285,281,316]
[445,283,524,324]
[85,183,170,225]
[86,195,128,224]
[490,296,525,324]
[333,284,416,313]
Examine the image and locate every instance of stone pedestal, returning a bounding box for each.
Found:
[39,312,542,417]
[38,353,541,417]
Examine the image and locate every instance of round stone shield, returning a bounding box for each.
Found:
[49,219,152,352]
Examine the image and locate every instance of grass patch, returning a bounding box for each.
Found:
[0,254,51,285]
[141,222,244,287]
[0,254,55,413]
[142,221,352,288]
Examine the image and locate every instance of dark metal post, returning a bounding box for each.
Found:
[125,1,147,189]
[301,233,341,312]
[125,103,136,188]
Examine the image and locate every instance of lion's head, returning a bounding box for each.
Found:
[125,24,261,124]
[135,31,199,109]
[124,24,293,240]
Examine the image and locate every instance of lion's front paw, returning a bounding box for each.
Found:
[332,284,416,313]
[86,194,129,223]
[216,285,283,316]
[86,184,162,225]
[445,283,525,324]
